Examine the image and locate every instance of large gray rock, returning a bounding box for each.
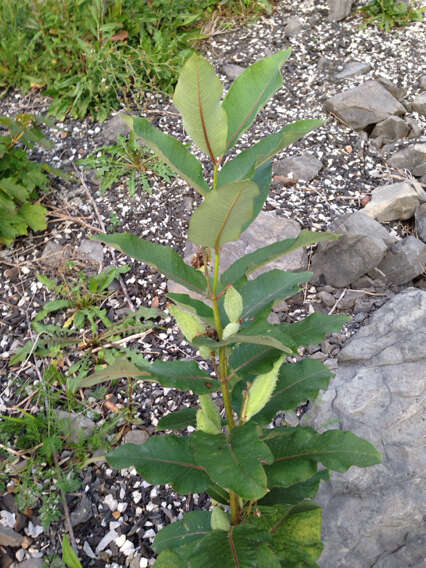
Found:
[376,236,426,285]
[305,289,426,568]
[274,153,322,182]
[362,181,426,222]
[327,0,354,21]
[331,210,396,247]
[389,143,426,177]
[411,93,426,116]
[168,212,307,296]
[370,115,410,146]
[311,234,387,287]
[333,61,371,81]
[324,80,405,130]
[415,203,426,242]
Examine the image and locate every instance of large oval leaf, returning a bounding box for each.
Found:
[188,180,259,250]
[223,49,291,151]
[174,54,228,162]
[191,423,273,500]
[107,436,210,494]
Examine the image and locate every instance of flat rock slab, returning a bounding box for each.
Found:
[305,288,426,568]
[324,80,405,130]
[168,212,307,296]
[362,181,425,222]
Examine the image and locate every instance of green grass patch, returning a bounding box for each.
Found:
[0,0,270,121]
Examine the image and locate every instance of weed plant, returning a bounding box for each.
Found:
[10,265,164,395]
[359,0,425,30]
[77,51,381,566]
[0,114,62,245]
[0,0,269,121]
[78,133,175,195]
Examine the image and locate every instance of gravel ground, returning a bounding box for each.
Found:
[0,1,425,566]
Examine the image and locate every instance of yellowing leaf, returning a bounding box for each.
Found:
[245,355,285,422]
[224,286,243,322]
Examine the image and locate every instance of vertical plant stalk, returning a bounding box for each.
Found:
[212,248,239,524]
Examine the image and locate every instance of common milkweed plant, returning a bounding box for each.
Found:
[80,50,381,566]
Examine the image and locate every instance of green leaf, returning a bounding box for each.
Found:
[244,355,285,422]
[0,178,30,202]
[221,230,339,286]
[74,357,150,390]
[223,49,291,151]
[173,54,228,161]
[62,535,82,568]
[218,119,325,187]
[259,470,330,506]
[252,359,334,425]
[188,180,259,250]
[192,423,273,500]
[133,356,220,395]
[222,321,240,340]
[244,160,272,231]
[107,436,210,494]
[167,293,215,325]
[194,324,295,354]
[206,483,229,505]
[157,407,198,431]
[128,115,210,196]
[188,525,275,568]
[168,303,205,342]
[154,550,185,568]
[153,511,211,554]
[18,202,48,232]
[229,344,283,381]
[77,355,219,395]
[196,394,222,435]
[224,285,243,322]
[239,269,312,322]
[251,503,323,567]
[91,233,207,295]
[281,313,350,346]
[266,427,381,476]
[210,507,230,531]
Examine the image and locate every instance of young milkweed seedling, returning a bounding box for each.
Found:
[78,50,381,566]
